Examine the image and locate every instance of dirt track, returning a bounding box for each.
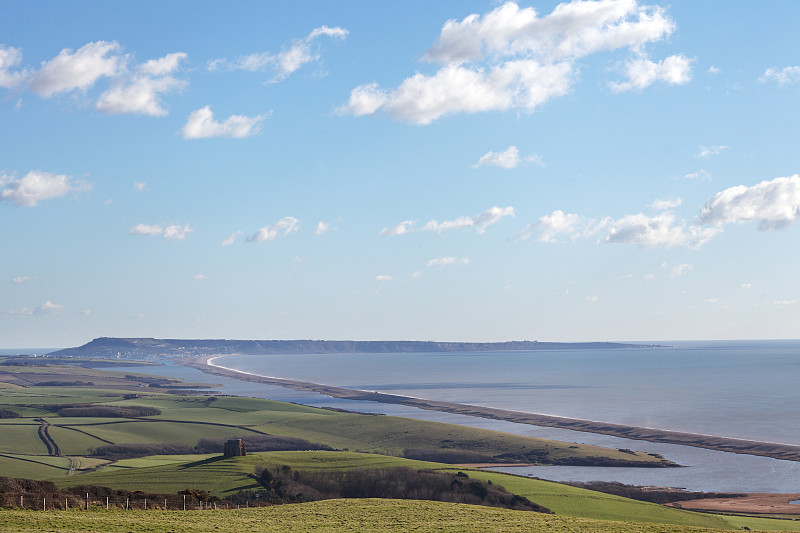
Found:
[184,355,800,463]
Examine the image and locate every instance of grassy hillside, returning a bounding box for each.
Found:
[55,450,731,529]
[2,499,799,533]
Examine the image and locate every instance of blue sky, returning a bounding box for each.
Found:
[2,1,800,348]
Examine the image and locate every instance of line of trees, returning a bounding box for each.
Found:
[242,465,552,513]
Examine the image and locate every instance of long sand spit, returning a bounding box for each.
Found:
[183,355,800,463]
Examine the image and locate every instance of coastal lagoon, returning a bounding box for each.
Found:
[101,339,800,493]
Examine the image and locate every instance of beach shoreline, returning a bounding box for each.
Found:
[182,354,800,464]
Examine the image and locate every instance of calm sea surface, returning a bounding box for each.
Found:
[221,340,800,446]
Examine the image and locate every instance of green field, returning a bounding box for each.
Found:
[1,499,799,533]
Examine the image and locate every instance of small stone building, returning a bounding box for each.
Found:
[223,439,247,457]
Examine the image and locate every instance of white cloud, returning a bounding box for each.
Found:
[670,263,693,277]
[129,223,163,236]
[650,197,682,210]
[191,274,209,281]
[28,41,122,97]
[138,52,187,76]
[12,275,36,284]
[208,26,347,81]
[380,220,416,236]
[741,283,752,289]
[247,217,300,242]
[473,146,544,169]
[0,45,27,88]
[609,54,693,92]
[375,275,393,282]
[644,273,655,281]
[96,51,187,116]
[341,1,681,124]
[0,170,90,207]
[586,294,598,302]
[10,301,63,316]
[474,146,522,169]
[36,301,63,315]
[314,221,330,235]
[427,256,471,267]
[129,223,192,240]
[163,223,193,241]
[696,145,728,158]
[604,212,719,248]
[683,169,710,180]
[698,175,800,230]
[760,66,800,86]
[773,299,797,306]
[382,207,514,236]
[97,74,184,117]
[182,106,268,139]
[422,206,515,234]
[78,309,92,315]
[523,210,585,242]
[707,66,721,74]
[133,181,147,191]
[220,230,243,246]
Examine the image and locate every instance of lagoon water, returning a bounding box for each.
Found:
[12,341,800,493]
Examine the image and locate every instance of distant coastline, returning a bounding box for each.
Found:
[48,337,667,358]
[187,354,800,464]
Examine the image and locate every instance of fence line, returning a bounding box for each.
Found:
[0,492,255,511]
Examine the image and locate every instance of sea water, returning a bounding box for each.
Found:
[219,340,800,447]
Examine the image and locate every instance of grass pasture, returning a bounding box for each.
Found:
[0,454,71,478]
[2,499,799,533]
[53,450,747,530]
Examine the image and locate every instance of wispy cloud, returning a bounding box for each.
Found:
[609,54,693,92]
[247,217,300,242]
[472,146,544,169]
[314,220,337,235]
[427,256,470,267]
[341,1,682,124]
[383,207,514,236]
[133,181,147,191]
[0,170,91,207]
[670,263,693,277]
[760,66,800,86]
[182,106,269,139]
[12,275,36,284]
[7,300,63,316]
[650,198,682,210]
[220,230,243,246]
[129,223,193,240]
[208,26,348,81]
[696,145,728,158]
[683,169,710,180]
